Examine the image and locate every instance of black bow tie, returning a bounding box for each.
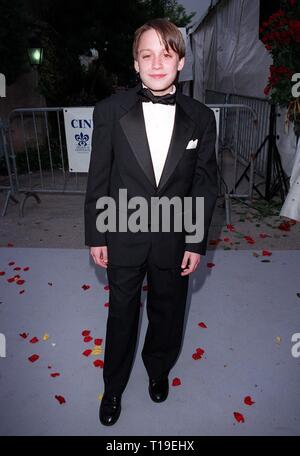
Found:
[137,87,176,105]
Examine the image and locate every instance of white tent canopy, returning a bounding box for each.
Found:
[187,0,297,177]
[189,0,272,102]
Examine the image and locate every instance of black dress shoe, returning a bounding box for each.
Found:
[149,377,169,402]
[99,394,121,426]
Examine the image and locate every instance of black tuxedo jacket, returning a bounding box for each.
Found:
[84,81,218,268]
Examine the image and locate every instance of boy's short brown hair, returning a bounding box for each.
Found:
[133,18,185,60]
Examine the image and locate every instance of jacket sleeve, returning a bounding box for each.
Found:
[84,99,114,247]
[184,109,218,255]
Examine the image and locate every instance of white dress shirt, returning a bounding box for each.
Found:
[141,82,176,186]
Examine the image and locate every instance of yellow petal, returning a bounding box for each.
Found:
[43,333,50,341]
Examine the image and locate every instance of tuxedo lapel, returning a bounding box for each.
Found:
[119,83,196,194]
[120,99,157,190]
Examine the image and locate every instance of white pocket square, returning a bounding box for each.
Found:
[186,139,198,149]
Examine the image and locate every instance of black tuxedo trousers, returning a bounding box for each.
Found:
[84,82,218,395]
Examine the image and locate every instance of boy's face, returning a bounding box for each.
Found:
[134,28,185,96]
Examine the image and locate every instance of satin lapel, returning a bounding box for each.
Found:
[119,99,157,190]
[157,96,195,193]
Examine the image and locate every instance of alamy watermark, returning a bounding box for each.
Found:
[96,189,204,243]
[291,73,300,98]
[291,333,300,358]
[0,73,6,98]
[0,333,6,358]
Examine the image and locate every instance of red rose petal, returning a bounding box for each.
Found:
[104,302,109,307]
[51,373,60,378]
[19,289,25,294]
[0,271,6,276]
[93,359,104,368]
[7,243,14,247]
[196,347,205,356]
[104,284,110,291]
[29,337,39,344]
[83,336,93,343]
[244,395,255,406]
[278,222,290,231]
[16,279,25,285]
[82,330,90,337]
[83,349,92,357]
[55,395,66,404]
[207,262,215,268]
[8,261,15,266]
[81,284,90,291]
[227,224,235,232]
[244,235,255,244]
[20,332,29,339]
[13,267,21,271]
[23,267,30,271]
[94,338,103,346]
[28,354,39,363]
[234,412,245,423]
[7,277,15,283]
[172,377,181,386]
[262,250,272,256]
[198,322,207,329]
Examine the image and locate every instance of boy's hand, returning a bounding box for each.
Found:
[181,251,201,276]
[90,246,108,268]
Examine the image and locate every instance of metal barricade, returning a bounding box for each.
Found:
[8,107,87,216]
[206,103,259,224]
[0,118,18,216]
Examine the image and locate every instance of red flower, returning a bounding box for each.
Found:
[93,359,104,368]
[81,284,90,291]
[28,354,39,363]
[172,377,181,386]
[16,279,25,285]
[13,267,21,271]
[0,271,5,276]
[104,285,110,291]
[19,332,29,339]
[23,267,30,271]
[51,373,61,378]
[207,262,215,268]
[55,395,66,404]
[81,330,90,337]
[244,395,255,406]
[8,261,15,266]
[94,338,103,346]
[104,302,109,307]
[234,412,245,423]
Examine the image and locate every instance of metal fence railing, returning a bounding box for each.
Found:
[206,104,258,224]
[7,107,87,215]
[206,90,271,178]
[0,118,19,216]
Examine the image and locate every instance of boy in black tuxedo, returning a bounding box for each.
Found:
[84,18,218,426]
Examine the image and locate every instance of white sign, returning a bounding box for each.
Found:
[63,107,94,172]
